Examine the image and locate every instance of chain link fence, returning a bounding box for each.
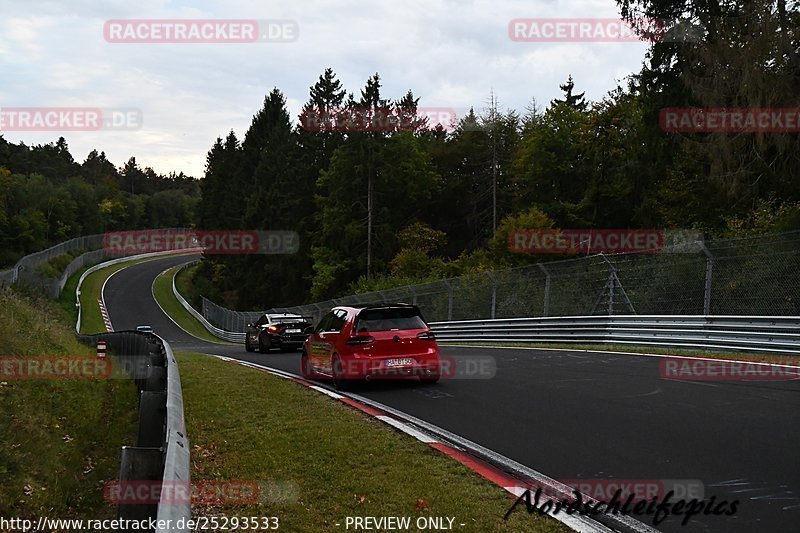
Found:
[200,231,800,331]
[0,234,105,288]
[0,229,193,298]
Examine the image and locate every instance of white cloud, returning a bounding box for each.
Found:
[0,0,650,177]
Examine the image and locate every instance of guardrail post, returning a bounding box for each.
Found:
[117,446,164,529]
[696,241,713,315]
[538,264,551,317]
[607,266,615,315]
[137,392,167,447]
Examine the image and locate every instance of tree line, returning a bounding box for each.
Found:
[0,136,198,267]
[196,0,799,311]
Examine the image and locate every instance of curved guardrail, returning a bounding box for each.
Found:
[171,261,245,343]
[77,331,190,533]
[429,315,800,354]
[156,337,191,532]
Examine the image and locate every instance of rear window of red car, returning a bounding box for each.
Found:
[354,307,427,332]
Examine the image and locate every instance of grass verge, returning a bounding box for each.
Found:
[57,265,91,327]
[0,288,138,520]
[441,342,800,366]
[175,262,201,310]
[177,352,567,532]
[153,264,235,344]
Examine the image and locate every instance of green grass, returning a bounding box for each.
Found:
[35,249,88,280]
[175,262,201,311]
[441,342,800,366]
[152,264,235,344]
[177,352,567,532]
[57,265,91,328]
[0,288,138,520]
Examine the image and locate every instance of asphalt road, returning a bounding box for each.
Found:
[103,254,800,533]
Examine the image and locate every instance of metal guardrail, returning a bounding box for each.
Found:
[429,315,800,354]
[172,262,245,343]
[77,331,190,533]
[184,280,800,355]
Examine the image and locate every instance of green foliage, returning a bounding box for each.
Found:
[725,199,800,236]
[488,207,556,266]
[0,137,199,268]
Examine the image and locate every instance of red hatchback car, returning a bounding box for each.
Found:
[301,304,441,390]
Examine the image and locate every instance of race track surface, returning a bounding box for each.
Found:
[103,255,800,533]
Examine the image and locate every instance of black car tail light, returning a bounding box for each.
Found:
[346,335,375,345]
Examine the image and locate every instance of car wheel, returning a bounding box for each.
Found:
[300,350,314,379]
[331,354,351,391]
[258,336,271,353]
[245,336,255,352]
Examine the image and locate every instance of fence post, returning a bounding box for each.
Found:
[484,271,496,319]
[696,241,713,315]
[538,264,551,317]
[408,285,417,306]
[443,280,454,321]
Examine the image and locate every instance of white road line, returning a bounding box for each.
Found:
[375,415,439,444]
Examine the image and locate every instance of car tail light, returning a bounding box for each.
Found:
[346,335,375,345]
[268,325,282,333]
[416,331,436,340]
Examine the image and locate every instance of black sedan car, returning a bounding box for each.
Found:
[245,313,313,353]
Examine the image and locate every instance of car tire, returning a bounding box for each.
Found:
[300,350,314,379]
[258,336,271,353]
[331,354,352,391]
[245,336,255,352]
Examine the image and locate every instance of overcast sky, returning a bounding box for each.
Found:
[0,0,651,177]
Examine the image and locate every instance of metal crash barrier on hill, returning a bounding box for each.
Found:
[77,331,190,533]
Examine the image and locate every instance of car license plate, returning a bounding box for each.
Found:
[285,329,301,333]
[385,358,414,367]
